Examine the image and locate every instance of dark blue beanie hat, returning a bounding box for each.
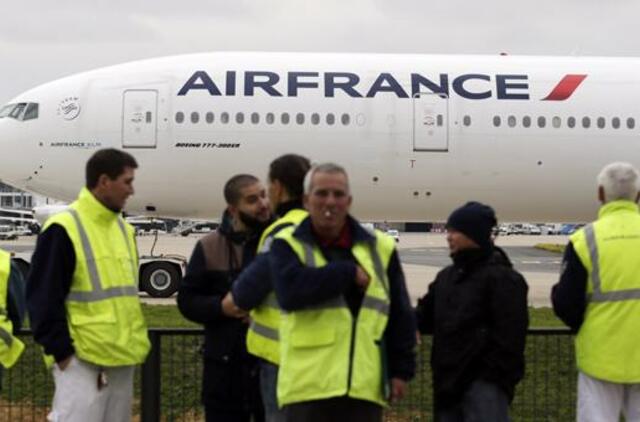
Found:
[446,201,497,250]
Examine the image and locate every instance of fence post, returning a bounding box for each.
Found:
[141,330,161,422]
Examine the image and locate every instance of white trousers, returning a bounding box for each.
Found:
[578,371,640,422]
[47,356,135,422]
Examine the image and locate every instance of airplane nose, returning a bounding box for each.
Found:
[0,116,34,188]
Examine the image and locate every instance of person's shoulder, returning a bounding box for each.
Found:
[42,210,74,231]
[199,229,224,244]
[434,264,456,281]
[483,261,527,290]
[273,224,297,241]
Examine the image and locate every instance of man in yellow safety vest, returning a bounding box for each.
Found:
[552,161,640,421]
[27,148,150,421]
[228,154,311,422]
[269,163,416,421]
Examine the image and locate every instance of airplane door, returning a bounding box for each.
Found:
[122,90,158,148]
[413,93,448,152]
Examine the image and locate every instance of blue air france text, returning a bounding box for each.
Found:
[177,71,531,100]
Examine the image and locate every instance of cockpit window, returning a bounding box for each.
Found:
[0,104,14,118]
[0,102,39,121]
[23,103,39,121]
[9,103,26,119]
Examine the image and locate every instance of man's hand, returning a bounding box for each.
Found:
[221,292,248,318]
[355,266,370,289]
[57,355,73,371]
[390,378,408,403]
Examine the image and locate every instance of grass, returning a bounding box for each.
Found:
[534,243,566,254]
[141,303,199,328]
[1,305,572,421]
[141,303,566,329]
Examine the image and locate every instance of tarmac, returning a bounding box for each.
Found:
[1,232,565,307]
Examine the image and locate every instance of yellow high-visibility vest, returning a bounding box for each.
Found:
[571,200,640,382]
[246,208,308,364]
[275,225,395,407]
[42,187,150,367]
[0,249,25,368]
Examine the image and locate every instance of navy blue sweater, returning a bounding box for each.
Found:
[232,200,304,311]
[26,224,75,363]
[270,216,417,381]
[551,242,588,331]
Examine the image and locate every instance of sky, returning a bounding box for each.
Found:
[1,0,639,103]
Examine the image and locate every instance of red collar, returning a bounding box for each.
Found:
[314,222,352,248]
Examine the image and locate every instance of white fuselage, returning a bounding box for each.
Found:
[0,52,638,222]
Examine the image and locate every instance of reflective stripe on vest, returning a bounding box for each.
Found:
[249,320,279,341]
[0,329,12,347]
[584,224,640,302]
[66,208,138,302]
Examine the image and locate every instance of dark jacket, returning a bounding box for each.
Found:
[270,215,417,382]
[6,260,26,332]
[176,211,265,410]
[551,242,588,331]
[232,200,303,311]
[26,224,76,363]
[415,246,529,408]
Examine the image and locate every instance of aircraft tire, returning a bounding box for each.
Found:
[140,261,181,298]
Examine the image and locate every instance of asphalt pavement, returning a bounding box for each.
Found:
[1,232,565,307]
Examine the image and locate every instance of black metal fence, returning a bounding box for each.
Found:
[0,328,576,421]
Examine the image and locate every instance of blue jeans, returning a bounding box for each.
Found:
[436,379,511,422]
[260,361,286,422]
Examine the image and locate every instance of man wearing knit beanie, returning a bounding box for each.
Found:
[445,201,497,253]
[415,201,529,422]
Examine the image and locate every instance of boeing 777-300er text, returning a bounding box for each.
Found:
[1,52,637,224]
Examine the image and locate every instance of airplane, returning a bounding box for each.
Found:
[1,52,637,226]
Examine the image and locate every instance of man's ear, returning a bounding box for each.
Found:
[272,180,282,201]
[303,194,310,210]
[96,174,110,190]
[227,204,237,217]
[598,186,605,204]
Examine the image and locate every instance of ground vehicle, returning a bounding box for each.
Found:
[178,221,219,236]
[522,224,541,235]
[386,229,400,242]
[127,218,169,235]
[0,225,18,240]
[560,224,578,235]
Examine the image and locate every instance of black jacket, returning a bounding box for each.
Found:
[415,246,529,408]
[176,211,266,411]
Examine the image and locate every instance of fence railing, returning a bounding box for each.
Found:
[1,328,575,421]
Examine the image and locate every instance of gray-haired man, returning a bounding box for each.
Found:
[552,162,640,421]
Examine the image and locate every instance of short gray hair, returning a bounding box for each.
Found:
[304,163,350,194]
[597,162,640,202]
